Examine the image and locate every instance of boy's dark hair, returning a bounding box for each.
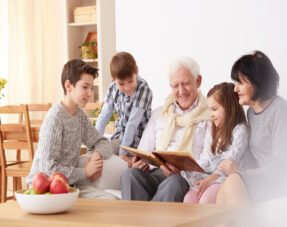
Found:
[207,82,247,155]
[61,59,98,95]
[110,52,138,80]
[231,50,279,102]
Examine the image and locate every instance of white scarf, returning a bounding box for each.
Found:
[156,89,210,155]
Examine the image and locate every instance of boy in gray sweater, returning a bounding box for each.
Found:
[26,59,114,198]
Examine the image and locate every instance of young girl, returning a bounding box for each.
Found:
[182,82,250,204]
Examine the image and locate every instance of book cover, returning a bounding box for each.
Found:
[120,145,164,167]
[120,146,205,173]
[152,151,205,173]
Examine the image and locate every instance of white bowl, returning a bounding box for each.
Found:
[15,188,79,214]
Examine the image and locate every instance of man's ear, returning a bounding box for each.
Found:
[65,80,72,93]
[196,75,202,88]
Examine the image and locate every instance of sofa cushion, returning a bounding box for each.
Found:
[76,154,128,191]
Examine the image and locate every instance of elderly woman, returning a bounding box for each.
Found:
[216,50,287,206]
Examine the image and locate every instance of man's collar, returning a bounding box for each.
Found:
[173,96,198,114]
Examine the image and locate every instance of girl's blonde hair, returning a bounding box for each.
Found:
[207,82,247,155]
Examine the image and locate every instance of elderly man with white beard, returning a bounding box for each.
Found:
[120,57,211,202]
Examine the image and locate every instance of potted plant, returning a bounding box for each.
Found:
[0,78,7,99]
[92,106,118,135]
[79,39,97,59]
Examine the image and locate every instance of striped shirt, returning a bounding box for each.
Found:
[98,76,152,154]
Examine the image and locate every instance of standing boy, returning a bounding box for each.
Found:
[96,52,153,165]
[26,59,115,199]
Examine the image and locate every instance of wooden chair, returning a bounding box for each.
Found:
[19,103,52,125]
[16,103,51,166]
[0,105,34,202]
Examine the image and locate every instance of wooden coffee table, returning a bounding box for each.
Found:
[0,198,238,226]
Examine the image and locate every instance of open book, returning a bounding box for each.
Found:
[120,145,164,167]
[120,145,205,173]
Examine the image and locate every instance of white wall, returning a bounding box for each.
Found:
[0,0,8,105]
[115,0,287,109]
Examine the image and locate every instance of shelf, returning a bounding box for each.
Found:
[68,22,97,27]
[66,0,116,102]
[82,59,98,63]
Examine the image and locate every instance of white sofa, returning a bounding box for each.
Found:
[77,154,128,199]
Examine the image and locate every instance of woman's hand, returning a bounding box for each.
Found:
[217,158,239,176]
[160,162,180,177]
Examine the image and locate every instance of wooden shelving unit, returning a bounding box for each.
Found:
[65,0,116,102]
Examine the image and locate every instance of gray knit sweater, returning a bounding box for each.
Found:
[26,102,113,185]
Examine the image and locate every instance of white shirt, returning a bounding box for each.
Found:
[138,100,211,160]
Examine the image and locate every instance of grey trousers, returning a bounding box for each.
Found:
[121,167,189,202]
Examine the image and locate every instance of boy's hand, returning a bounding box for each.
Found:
[90,169,102,181]
[84,154,103,180]
[90,151,102,161]
[160,162,179,177]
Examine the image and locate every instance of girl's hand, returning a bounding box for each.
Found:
[194,178,212,198]
[217,158,239,176]
[160,162,179,177]
[194,174,220,199]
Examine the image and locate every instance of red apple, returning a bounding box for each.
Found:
[49,176,69,194]
[50,172,68,183]
[32,172,50,194]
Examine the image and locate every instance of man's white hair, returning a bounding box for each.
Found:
[168,57,200,80]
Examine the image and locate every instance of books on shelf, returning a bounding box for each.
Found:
[120,145,205,173]
[74,6,97,23]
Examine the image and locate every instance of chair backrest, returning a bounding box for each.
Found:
[19,103,52,125]
[0,105,34,168]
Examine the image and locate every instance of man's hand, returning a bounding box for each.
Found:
[217,158,239,176]
[131,156,150,172]
[160,162,179,177]
[119,154,133,168]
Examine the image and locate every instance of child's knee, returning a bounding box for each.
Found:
[199,183,221,204]
[183,189,198,203]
